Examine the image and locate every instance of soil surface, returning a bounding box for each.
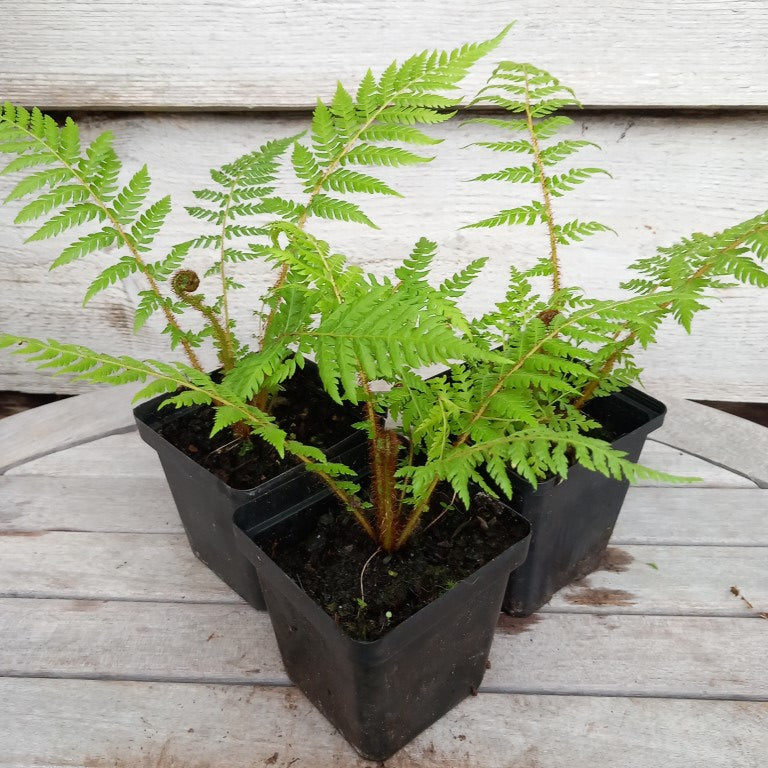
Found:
[262,486,530,641]
[153,366,362,489]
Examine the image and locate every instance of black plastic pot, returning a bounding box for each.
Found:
[502,386,666,616]
[234,493,531,761]
[133,362,365,610]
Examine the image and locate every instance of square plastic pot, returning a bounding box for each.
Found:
[502,386,666,616]
[133,361,365,610]
[233,492,531,761]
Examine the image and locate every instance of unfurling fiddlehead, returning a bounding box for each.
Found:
[171,270,235,371]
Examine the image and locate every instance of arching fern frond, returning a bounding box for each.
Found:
[463,63,612,294]
[0,103,204,371]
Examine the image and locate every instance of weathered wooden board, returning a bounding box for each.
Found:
[0,532,765,615]
[2,1,767,109]
[613,488,768,546]
[0,476,178,532]
[0,532,240,604]
[1,113,767,398]
[5,477,767,545]
[6,433,164,478]
[1,599,765,700]
[0,382,140,474]
[1,678,765,768]
[7,429,756,489]
[652,396,768,488]
[546,545,768,617]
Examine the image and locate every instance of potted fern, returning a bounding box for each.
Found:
[450,62,768,614]
[0,27,511,609]
[3,24,768,760]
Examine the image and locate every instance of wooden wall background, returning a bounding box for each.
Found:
[1,1,767,400]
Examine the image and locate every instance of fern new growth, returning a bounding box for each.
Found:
[464,62,613,296]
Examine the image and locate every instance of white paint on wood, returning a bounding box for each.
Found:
[1,599,765,700]
[0,383,141,474]
[1,114,768,398]
[7,428,755,489]
[651,397,768,488]
[0,678,765,767]
[614,488,768,546]
[1,2,767,109]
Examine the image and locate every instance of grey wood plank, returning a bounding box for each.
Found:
[0,532,765,615]
[0,383,141,474]
[1,2,767,109]
[2,113,768,399]
[0,679,765,767]
[650,397,768,488]
[545,545,768,617]
[7,429,755,489]
[1,599,765,700]
[0,476,178,533]
[6,432,164,478]
[613,488,768,546]
[0,531,240,604]
[4,478,768,546]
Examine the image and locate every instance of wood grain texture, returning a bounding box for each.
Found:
[0,531,764,614]
[0,475,178,532]
[1,1,767,109]
[0,383,140,474]
[1,599,765,700]
[5,476,767,544]
[652,396,768,488]
[1,113,768,398]
[546,544,768,617]
[0,531,240,603]
[1,678,765,768]
[613,488,768,546]
[7,428,756,489]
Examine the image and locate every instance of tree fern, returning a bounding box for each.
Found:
[0,104,204,371]
[463,63,613,293]
[258,25,514,345]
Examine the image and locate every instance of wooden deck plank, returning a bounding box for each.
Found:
[0,532,239,604]
[651,397,768,487]
[0,532,765,615]
[0,476,178,533]
[0,383,140,474]
[2,114,768,400]
[1,678,765,768]
[7,429,756,489]
[545,545,768,617]
[2,1,767,109]
[613,488,768,546]
[1,599,765,700]
[4,478,768,545]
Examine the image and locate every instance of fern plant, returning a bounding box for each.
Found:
[456,60,768,445]
[3,50,768,557]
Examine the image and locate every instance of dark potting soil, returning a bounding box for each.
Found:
[155,366,362,489]
[265,486,529,641]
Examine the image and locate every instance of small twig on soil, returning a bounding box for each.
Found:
[359,547,381,604]
[423,492,458,534]
[730,586,768,619]
[205,436,242,459]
